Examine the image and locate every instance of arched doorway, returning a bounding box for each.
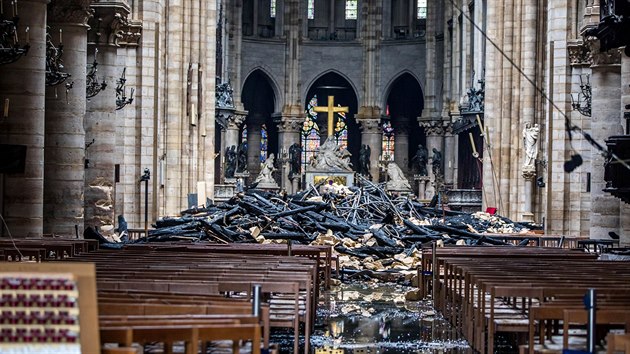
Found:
[241,70,277,180]
[303,72,359,171]
[384,73,424,179]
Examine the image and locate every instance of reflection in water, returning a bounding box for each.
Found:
[280,283,472,354]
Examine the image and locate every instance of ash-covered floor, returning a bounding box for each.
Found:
[271,282,472,354]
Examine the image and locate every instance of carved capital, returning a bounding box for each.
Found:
[358,119,381,133]
[278,118,303,133]
[586,37,622,66]
[522,165,536,180]
[568,40,592,66]
[227,113,246,129]
[420,120,446,136]
[110,12,142,46]
[49,0,93,25]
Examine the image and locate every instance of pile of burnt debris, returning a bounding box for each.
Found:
[87,179,539,281]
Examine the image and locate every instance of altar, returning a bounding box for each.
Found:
[305,171,355,187]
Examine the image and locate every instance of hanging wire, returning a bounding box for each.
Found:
[446,0,630,172]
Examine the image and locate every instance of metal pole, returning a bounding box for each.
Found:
[432,241,437,301]
[586,288,596,354]
[252,284,262,317]
[287,239,292,257]
[144,178,148,237]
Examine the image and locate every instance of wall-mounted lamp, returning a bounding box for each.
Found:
[115,67,134,110]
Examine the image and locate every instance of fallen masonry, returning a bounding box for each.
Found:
[88,180,540,282]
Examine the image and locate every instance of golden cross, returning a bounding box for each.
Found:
[313,95,349,137]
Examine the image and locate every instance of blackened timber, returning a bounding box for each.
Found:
[271,205,320,219]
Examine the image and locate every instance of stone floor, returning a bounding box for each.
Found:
[272,282,472,354]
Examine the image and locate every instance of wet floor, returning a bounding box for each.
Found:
[272,282,472,354]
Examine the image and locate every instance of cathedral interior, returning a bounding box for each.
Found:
[1,0,630,353]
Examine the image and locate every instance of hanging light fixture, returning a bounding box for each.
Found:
[115,67,134,110]
[86,48,106,99]
[45,26,71,87]
[0,1,29,65]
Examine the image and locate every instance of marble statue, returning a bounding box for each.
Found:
[254,153,277,185]
[386,162,412,191]
[215,80,235,108]
[523,123,539,168]
[309,138,353,171]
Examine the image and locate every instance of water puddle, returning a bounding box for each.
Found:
[272,282,472,354]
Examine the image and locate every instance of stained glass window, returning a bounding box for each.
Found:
[271,0,276,18]
[241,124,248,143]
[345,0,357,19]
[335,106,348,150]
[308,0,315,19]
[302,95,320,169]
[382,121,395,161]
[417,0,427,19]
[260,124,268,162]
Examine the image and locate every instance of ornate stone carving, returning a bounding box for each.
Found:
[567,40,592,66]
[49,0,93,25]
[522,165,536,180]
[419,120,446,136]
[226,113,245,129]
[278,118,303,132]
[358,119,380,133]
[215,81,235,108]
[386,162,412,192]
[586,38,622,66]
[109,12,142,47]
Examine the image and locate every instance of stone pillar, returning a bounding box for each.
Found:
[0,0,48,237]
[278,116,302,192]
[225,112,246,148]
[44,3,91,236]
[392,119,410,176]
[421,120,445,199]
[443,123,456,188]
[247,114,265,179]
[589,44,622,239]
[359,118,381,182]
[83,5,125,233]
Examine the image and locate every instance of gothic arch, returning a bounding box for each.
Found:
[302,69,360,105]
[242,67,283,112]
[381,70,424,111]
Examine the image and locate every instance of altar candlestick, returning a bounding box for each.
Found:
[11,1,14,16]
[25,26,29,43]
[1,0,4,15]
[13,0,16,15]
[59,29,62,43]
[3,99,9,118]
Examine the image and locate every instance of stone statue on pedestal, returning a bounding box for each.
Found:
[431,148,442,178]
[288,143,301,179]
[236,142,248,173]
[386,162,412,191]
[522,123,539,168]
[309,138,353,172]
[359,144,372,180]
[254,154,279,187]
[225,145,237,178]
[412,144,428,176]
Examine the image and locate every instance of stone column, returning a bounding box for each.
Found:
[221,111,245,182]
[278,116,303,192]
[0,0,48,237]
[443,123,456,188]
[359,118,381,182]
[589,44,622,240]
[247,114,265,179]
[392,119,410,176]
[421,120,445,199]
[83,6,128,233]
[44,2,91,236]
